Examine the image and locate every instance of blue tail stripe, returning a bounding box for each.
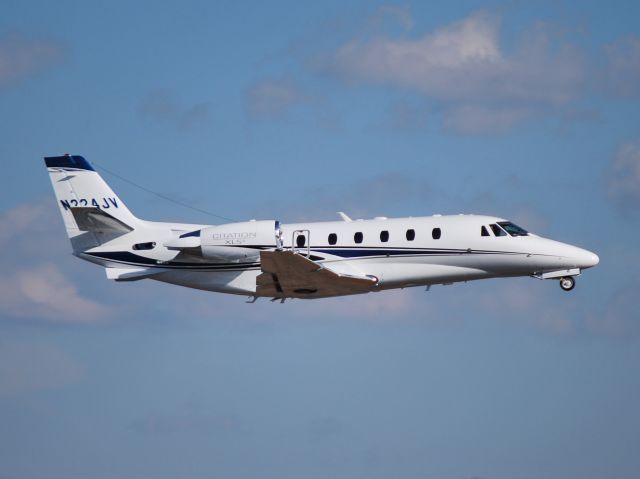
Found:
[44,155,95,171]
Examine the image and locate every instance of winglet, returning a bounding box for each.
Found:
[337,212,352,222]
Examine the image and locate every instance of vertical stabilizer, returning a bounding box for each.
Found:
[44,154,140,251]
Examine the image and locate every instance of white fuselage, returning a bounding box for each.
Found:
[44,155,599,299]
[78,214,599,298]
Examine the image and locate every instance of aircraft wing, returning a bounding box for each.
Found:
[70,207,133,235]
[257,250,378,298]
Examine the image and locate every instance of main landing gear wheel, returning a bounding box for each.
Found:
[559,276,576,292]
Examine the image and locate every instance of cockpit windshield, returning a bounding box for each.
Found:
[497,221,529,237]
[490,224,507,236]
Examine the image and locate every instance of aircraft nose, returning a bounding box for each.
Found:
[574,248,599,269]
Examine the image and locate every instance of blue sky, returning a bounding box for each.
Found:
[1,1,640,478]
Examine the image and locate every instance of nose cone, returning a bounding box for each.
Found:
[580,249,599,269]
[572,247,599,269]
[530,237,600,272]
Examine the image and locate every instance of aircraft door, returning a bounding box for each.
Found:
[275,220,284,250]
[292,229,310,257]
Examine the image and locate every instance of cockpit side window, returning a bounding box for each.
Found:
[489,224,507,237]
[481,226,490,237]
[497,221,529,237]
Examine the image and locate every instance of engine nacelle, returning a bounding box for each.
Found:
[200,220,278,262]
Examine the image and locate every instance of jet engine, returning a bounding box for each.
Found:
[199,220,278,262]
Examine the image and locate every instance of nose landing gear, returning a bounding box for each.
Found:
[559,276,576,291]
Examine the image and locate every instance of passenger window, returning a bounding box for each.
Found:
[406,229,415,241]
[490,224,507,237]
[432,228,441,240]
[380,230,389,242]
[328,233,337,245]
[354,232,363,244]
[481,226,489,237]
[296,234,306,247]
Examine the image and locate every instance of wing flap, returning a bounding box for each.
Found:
[257,250,377,298]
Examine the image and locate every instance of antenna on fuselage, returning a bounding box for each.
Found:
[337,212,352,222]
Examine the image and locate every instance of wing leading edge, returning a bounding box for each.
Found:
[257,250,378,298]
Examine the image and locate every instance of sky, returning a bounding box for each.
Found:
[1,0,640,478]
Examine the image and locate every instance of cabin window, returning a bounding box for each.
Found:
[497,221,529,237]
[133,241,156,250]
[328,233,337,245]
[481,226,490,237]
[380,230,389,242]
[490,224,507,237]
[432,228,441,240]
[296,234,306,247]
[354,232,363,244]
[406,229,415,241]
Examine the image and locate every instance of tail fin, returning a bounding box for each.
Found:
[44,154,140,252]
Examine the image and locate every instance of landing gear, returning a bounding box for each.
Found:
[559,276,575,292]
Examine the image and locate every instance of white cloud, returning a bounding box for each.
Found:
[604,34,640,96]
[0,201,111,323]
[0,33,66,86]
[327,11,587,134]
[607,141,640,212]
[0,263,108,322]
[333,12,583,105]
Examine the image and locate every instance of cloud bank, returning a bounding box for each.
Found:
[0,201,109,323]
[0,263,108,323]
[331,12,584,133]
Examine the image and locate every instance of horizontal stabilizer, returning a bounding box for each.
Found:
[105,267,168,282]
[70,207,133,235]
[257,250,377,298]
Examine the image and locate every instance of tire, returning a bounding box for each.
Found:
[559,276,575,291]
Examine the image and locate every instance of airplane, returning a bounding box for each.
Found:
[44,154,599,301]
